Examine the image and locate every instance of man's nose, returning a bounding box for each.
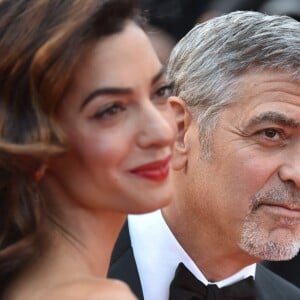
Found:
[279,147,300,189]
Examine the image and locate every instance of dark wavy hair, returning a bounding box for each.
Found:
[0,0,139,290]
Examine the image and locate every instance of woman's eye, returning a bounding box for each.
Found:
[152,83,173,102]
[94,103,125,120]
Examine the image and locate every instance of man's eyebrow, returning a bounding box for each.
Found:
[244,111,300,130]
[79,67,166,112]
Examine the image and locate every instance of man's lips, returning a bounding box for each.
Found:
[259,203,300,219]
[129,156,171,182]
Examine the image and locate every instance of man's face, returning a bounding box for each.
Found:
[185,70,300,261]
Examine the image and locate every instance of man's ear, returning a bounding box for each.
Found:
[169,96,192,171]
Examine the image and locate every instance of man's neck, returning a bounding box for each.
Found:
[162,206,258,282]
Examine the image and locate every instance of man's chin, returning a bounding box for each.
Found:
[240,233,300,261]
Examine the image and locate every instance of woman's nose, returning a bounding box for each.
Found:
[136,102,176,149]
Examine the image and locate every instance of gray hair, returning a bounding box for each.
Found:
[167,11,300,158]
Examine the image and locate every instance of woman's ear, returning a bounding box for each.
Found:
[169,96,192,171]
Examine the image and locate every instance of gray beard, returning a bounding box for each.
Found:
[239,185,300,261]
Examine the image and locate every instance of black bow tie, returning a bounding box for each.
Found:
[169,263,256,300]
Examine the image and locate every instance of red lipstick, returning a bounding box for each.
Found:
[130,156,171,182]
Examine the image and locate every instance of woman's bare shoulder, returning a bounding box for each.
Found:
[43,277,137,300]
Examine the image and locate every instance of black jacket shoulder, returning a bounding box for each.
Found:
[256,263,300,300]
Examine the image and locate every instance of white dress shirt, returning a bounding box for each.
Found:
[128,210,256,300]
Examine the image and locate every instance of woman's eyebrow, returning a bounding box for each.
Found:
[80,87,132,111]
[80,66,166,112]
[151,66,165,85]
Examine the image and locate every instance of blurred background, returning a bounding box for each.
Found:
[138,0,300,289]
[139,0,300,63]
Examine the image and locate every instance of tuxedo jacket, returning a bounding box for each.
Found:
[262,254,300,288]
[108,222,300,300]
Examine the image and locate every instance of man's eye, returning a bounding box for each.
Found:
[264,128,278,138]
[252,127,287,147]
[258,128,286,143]
[94,103,125,120]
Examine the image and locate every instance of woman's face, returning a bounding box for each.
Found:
[47,22,177,213]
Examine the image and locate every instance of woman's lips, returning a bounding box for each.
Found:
[130,156,171,182]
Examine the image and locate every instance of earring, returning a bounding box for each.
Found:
[33,164,48,182]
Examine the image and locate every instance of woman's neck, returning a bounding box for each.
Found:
[4,208,126,299]
[46,207,127,277]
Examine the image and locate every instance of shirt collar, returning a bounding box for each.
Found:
[128,210,256,300]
